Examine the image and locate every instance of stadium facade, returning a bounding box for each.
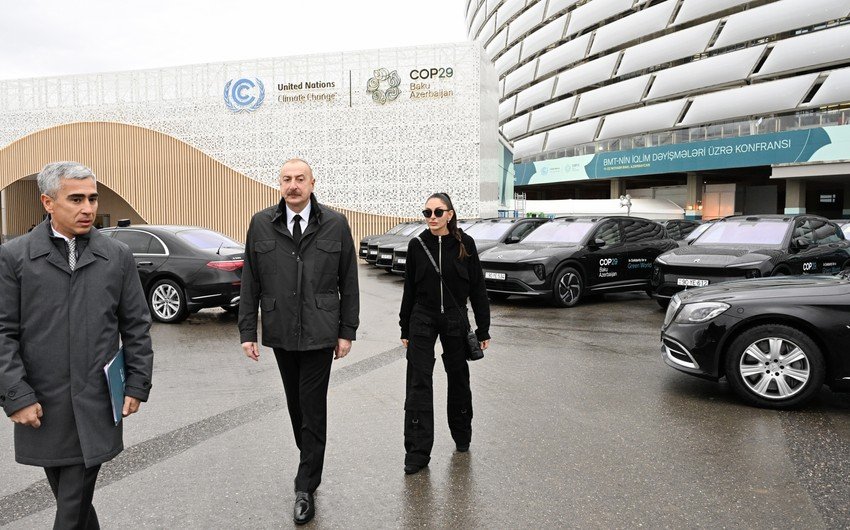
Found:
[467,0,850,219]
[0,42,500,242]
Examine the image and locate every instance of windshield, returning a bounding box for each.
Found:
[842,225,850,238]
[400,223,424,236]
[386,223,408,235]
[177,229,243,250]
[465,222,513,241]
[684,222,711,241]
[523,221,594,244]
[692,221,790,246]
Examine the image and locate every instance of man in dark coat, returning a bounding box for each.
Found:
[0,161,154,529]
[239,158,359,525]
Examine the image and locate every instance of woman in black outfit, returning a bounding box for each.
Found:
[399,192,491,474]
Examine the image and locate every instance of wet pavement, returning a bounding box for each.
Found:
[2,263,850,528]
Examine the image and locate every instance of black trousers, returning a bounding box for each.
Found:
[273,347,334,493]
[404,306,473,467]
[43,464,101,530]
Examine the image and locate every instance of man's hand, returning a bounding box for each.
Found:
[242,342,260,362]
[122,396,141,417]
[401,339,409,348]
[335,338,352,360]
[10,402,42,428]
[481,339,490,351]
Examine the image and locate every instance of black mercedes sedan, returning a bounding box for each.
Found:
[376,220,479,270]
[359,221,414,260]
[661,274,850,408]
[102,225,244,323]
[365,222,424,264]
[651,215,850,307]
[479,216,677,307]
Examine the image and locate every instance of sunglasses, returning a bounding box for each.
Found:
[422,208,451,218]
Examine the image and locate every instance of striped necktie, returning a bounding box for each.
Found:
[67,239,77,271]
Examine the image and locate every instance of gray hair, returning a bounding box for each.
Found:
[37,161,97,198]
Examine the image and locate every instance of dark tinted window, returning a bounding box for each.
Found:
[679,222,700,239]
[792,220,812,240]
[114,230,154,254]
[623,219,662,242]
[148,237,166,254]
[176,229,242,251]
[511,222,541,241]
[811,220,843,244]
[593,220,621,245]
[665,223,681,240]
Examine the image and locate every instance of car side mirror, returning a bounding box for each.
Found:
[591,238,606,248]
[792,237,812,250]
[505,235,521,244]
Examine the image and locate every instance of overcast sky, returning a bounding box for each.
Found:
[0,0,470,80]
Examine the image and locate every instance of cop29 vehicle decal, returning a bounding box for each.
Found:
[478,216,677,307]
[650,215,850,307]
[661,273,850,408]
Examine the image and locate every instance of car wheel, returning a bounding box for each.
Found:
[220,305,239,314]
[488,292,510,302]
[148,279,189,323]
[551,267,583,308]
[724,324,824,408]
[655,297,670,309]
[771,266,790,276]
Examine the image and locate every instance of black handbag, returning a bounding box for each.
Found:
[416,237,485,361]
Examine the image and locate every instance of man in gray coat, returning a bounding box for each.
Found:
[0,162,154,529]
[239,158,359,525]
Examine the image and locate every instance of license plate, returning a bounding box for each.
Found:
[380,254,392,260]
[369,250,377,255]
[485,271,506,281]
[677,278,709,287]
[397,258,406,264]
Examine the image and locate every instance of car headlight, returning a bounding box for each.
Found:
[655,256,669,266]
[674,302,730,323]
[663,294,682,327]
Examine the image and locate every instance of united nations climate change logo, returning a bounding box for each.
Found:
[223,78,265,112]
[366,68,401,105]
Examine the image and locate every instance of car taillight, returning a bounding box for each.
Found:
[207,260,244,272]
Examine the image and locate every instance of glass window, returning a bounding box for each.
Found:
[524,221,595,244]
[593,221,621,245]
[679,222,700,239]
[114,230,154,254]
[176,229,242,251]
[511,221,542,241]
[148,237,166,254]
[665,223,681,240]
[466,221,514,241]
[693,221,791,247]
[400,223,426,236]
[685,222,712,242]
[791,220,813,240]
[623,220,662,242]
[811,220,843,244]
[386,223,408,235]
[842,225,850,239]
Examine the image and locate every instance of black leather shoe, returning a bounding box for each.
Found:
[404,463,426,475]
[293,491,314,525]
[456,444,469,453]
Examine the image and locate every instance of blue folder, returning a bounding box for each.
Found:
[104,348,125,426]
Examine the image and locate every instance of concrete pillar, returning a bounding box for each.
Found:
[610,178,627,199]
[843,181,850,218]
[784,179,806,215]
[685,172,703,220]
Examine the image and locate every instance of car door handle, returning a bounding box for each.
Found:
[137,261,154,267]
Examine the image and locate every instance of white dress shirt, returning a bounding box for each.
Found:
[285,202,311,237]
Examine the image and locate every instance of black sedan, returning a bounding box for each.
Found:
[102,225,244,323]
[359,221,413,260]
[479,216,677,307]
[365,222,424,264]
[651,215,850,307]
[661,274,850,408]
[662,219,701,242]
[376,220,479,270]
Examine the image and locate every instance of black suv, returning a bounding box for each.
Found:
[479,216,677,307]
[651,215,850,307]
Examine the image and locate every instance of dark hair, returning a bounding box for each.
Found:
[428,192,470,260]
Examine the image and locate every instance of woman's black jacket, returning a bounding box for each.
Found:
[399,229,490,341]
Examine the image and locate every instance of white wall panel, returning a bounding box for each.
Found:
[504,59,538,94]
[547,0,580,18]
[486,0,500,18]
[486,28,509,61]
[470,3,488,39]
[574,75,651,117]
[711,0,850,50]
[807,66,850,107]
[521,16,568,60]
[515,77,557,113]
[553,52,619,97]
[508,1,547,45]
[674,0,751,25]
[545,117,602,150]
[479,16,497,45]
[757,24,850,76]
[617,21,718,76]
[589,1,677,55]
[536,33,592,79]
[499,96,517,122]
[598,99,687,140]
[497,0,528,28]
[681,74,819,126]
[648,46,765,99]
[502,114,530,139]
[566,0,634,37]
[466,1,481,29]
[529,96,577,130]
[495,44,522,77]
[512,132,547,158]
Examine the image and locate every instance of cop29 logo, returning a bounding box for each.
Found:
[223,78,265,112]
[366,68,401,105]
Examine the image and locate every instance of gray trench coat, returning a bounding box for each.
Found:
[0,220,154,468]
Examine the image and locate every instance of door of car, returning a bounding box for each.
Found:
[621,219,664,284]
[112,229,169,287]
[584,220,626,288]
[808,219,850,274]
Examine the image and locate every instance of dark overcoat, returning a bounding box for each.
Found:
[0,220,154,468]
[238,195,359,350]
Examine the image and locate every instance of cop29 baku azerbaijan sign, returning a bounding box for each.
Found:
[514,125,850,186]
[223,78,265,113]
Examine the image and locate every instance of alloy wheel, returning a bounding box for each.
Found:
[152,283,182,320]
[558,272,580,304]
[738,337,810,400]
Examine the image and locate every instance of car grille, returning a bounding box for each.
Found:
[485,279,529,293]
[479,262,532,272]
[359,243,368,257]
[662,337,699,369]
[660,265,748,285]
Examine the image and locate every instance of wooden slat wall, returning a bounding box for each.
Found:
[4,180,41,238]
[0,122,414,244]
